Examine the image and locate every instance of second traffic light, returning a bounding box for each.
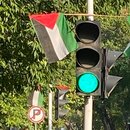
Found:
[55,85,69,120]
[104,50,123,98]
[76,20,102,96]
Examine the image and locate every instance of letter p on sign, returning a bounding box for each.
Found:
[28,106,45,123]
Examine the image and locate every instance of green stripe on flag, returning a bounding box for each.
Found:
[57,13,78,52]
[38,92,44,107]
[124,43,130,58]
[32,90,44,107]
[127,16,130,25]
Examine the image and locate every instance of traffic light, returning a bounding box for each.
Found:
[103,49,123,98]
[127,122,130,130]
[75,20,102,96]
[55,85,69,120]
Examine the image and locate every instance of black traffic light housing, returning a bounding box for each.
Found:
[55,85,69,120]
[76,20,102,96]
[103,50,123,98]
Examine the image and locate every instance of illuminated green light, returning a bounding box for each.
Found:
[77,72,99,93]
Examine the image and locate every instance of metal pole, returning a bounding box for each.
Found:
[83,0,94,130]
[34,123,37,130]
[48,90,53,130]
[87,0,94,21]
[84,96,93,130]
[55,89,59,130]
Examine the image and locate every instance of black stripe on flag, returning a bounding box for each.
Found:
[32,19,59,63]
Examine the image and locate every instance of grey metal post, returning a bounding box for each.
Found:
[84,96,93,130]
[48,84,53,130]
[87,0,94,21]
[84,0,94,130]
[55,89,59,130]
[48,90,53,130]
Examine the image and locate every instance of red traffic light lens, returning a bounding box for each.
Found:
[76,21,100,44]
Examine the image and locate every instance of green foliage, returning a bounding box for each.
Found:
[1,0,130,129]
[0,92,29,127]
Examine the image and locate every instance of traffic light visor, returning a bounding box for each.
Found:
[77,72,99,93]
[76,21,100,44]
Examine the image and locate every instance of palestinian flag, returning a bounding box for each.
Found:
[29,13,78,63]
[124,42,130,58]
[127,15,130,25]
[28,90,44,107]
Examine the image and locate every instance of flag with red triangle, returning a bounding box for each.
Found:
[29,13,78,63]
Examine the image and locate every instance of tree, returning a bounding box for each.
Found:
[1,0,130,129]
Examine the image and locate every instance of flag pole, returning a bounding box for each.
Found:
[48,84,53,130]
[84,0,94,130]
[34,123,37,130]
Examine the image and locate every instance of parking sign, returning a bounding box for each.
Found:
[28,106,45,123]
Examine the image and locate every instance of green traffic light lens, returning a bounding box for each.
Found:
[77,72,99,93]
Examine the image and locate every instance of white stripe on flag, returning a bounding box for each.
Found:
[32,91,40,106]
[46,24,69,60]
